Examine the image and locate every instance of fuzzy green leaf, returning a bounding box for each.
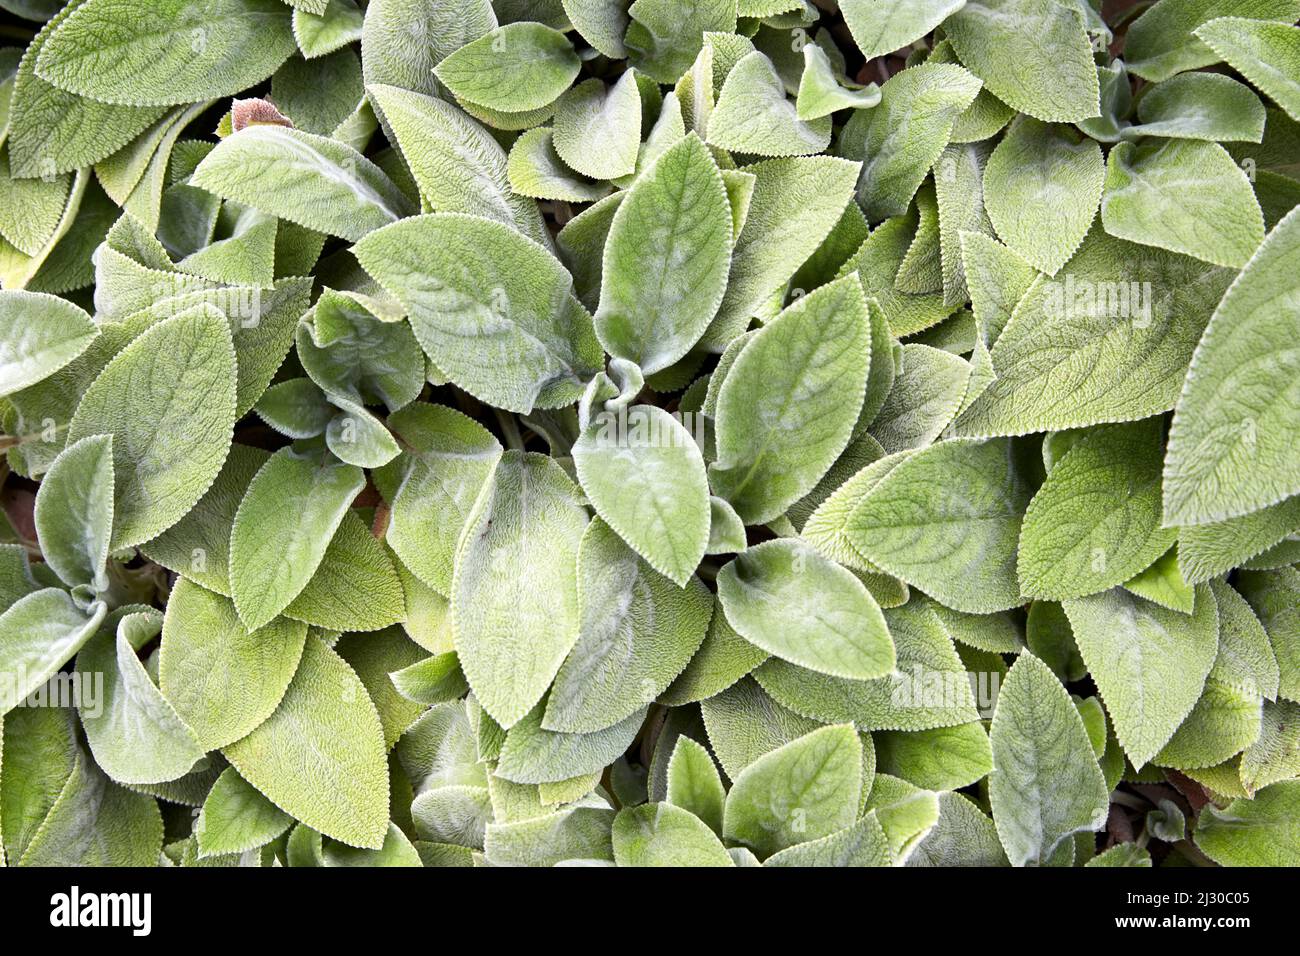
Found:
[1164,207,1300,525]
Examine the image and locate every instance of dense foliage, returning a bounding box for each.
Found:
[0,0,1298,868]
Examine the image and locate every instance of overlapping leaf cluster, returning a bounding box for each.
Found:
[0,0,1298,868]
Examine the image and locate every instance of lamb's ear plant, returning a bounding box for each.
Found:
[0,0,1298,870]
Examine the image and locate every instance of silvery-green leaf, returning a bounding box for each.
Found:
[876,722,993,792]
[390,652,469,706]
[707,496,747,555]
[1064,585,1220,768]
[840,63,982,223]
[17,752,161,866]
[454,95,557,133]
[626,0,738,85]
[1164,207,1300,525]
[1101,138,1264,268]
[929,599,1023,654]
[863,774,941,863]
[139,443,266,597]
[381,402,502,596]
[708,50,831,157]
[545,521,712,733]
[1153,658,1260,771]
[229,446,364,631]
[360,0,494,98]
[1158,602,1267,766]
[1125,71,1266,142]
[754,598,980,731]
[595,134,731,375]
[191,126,414,240]
[0,147,69,257]
[923,38,1016,146]
[794,43,880,121]
[1184,760,1251,800]
[562,0,629,58]
[334,628,426,749]
[988,653,1108,866]
[77,611,205,786]
[1124,0,1300,82]
[1240,699,1300,791]
[573,405,711,587]
[67,306,236,549]
[0,291,96,400]
[553,195,624,310]
[398,701,485,794]
[452,452,589,729]
[354,213,603,414]
[1077,60,1134,143]
[840,0,966,60]
[955,226,1233,437]
[1242,534,1300,570]
[665,736,725,835]
[318,404,397,469]
[507,127,613,203]
[224,635,389,850]
[411,784,490,847]
[944,0,1100,122]
[33,433,113,591]
[0,549,42,620]
[620,87,687,187]
[897,182,942,295]
[538,772,602,807]
[293,0,364,58]
[1084,842,1151,867]
[983,116,1105,276]
[324,822,421,866]
[842,214,961,338]
[6,2,167,178]
[868,343,970,453]
[159,577,307,751]
[1236,567,1300,703]
[1194,780,1300,865]
[764,811,892,867]
[723,724,862,859]
[195,767,293,858]
[660,605,770,706]
[711,277,870,524]
[787,432,886,535]
[1195,16,1300,121]
[1123,547,1196,613]
[483,804,615,866]
[908,791,1008,866]
[434,22,579,113]
[255,378,333,440]
[703,155,860,349]
[269,47,364,136]
[0,706,77,863]
[1206,577,1280,702]
[959,229,1037,346]
[1179,497,1300,585]
[34,0,297,106]
[717,538,895,680]
[845,438,1030,614]
[553,73,642,181]
[1018,418,1176,600]
[175,214,278,289]
[0,168,90,293]
[296,289,423,412]
[105,277,312,420]
[700,676,822,779]
[283,511,405,633]
[612,802,733,866]
[933,140,995,305]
